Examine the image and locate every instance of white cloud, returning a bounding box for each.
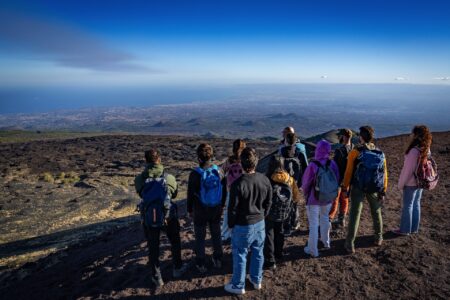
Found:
[321,75,328,79]
[433,77,450,81]
[395,77,406,81]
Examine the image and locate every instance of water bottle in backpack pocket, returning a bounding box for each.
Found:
[269,181,293,222]
[195,165,223,207]
[139,174,169,227]
[312,160,339,203]
[353,149,385,193]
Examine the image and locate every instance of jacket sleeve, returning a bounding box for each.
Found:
[398,149,418,190]
[383,158,388,193]
[187,171,199,214]
[263,178,273,218]
[290,177,301,203]
[343,149,359,190]
[220,169,227,207]
[134,168,148,197]
[301,164,315,201]
[228,182,239,228]
[166,174,178,199]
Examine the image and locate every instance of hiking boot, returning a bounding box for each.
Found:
[248,276,262,290]
[173,263,189,278]
[211,257,222,269]
[263,261,277,271]
[283,227,292,237]
[151,276,164,288]
[374,239,383,246]
[224,283,245,295]
[195,264,207,274]
[338,215,346,228]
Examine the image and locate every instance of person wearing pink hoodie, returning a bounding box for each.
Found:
[301,140,340,257]
[394,125,432,235]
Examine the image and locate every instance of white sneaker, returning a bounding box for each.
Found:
[224,283,245,295]
[248,276,262,290]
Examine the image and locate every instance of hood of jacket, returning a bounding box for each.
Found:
[146,163,165,178]
[314,140,331,161]
[271,171,291,185]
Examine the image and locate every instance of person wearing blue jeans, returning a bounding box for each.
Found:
[399,187,423,233]
[225,147,272,295]
[231,221,266,291]
[394,125,432,235]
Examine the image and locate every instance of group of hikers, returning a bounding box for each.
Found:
[134,124,438,295]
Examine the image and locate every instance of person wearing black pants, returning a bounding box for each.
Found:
[187,143,227,273]
[264,219,284,263]
[135,149,188,287]
[143,212,183,282]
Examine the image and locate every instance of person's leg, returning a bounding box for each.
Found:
[411,188,423,233]
[209,214,224,261]
[305,205,320,257]
[231,225,250,289]
[249,220,266,285]
[274,221,285,259]
[319,203,332,248]
[339,190,349,220]
[144,225,162,281]
[221,192,231,240]
[399,186,415,234]
[367,192,383,242]
[264,218,276,264]
[329,192,340,220]
[165,217,182,269]
[193,223,207,267]
[345,188,364,250]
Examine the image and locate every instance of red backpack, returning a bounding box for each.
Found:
[415,150,438,190]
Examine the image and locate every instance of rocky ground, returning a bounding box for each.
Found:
[0,132,449,299]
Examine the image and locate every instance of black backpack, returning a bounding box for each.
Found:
[282,150,302,187]
[268,180,293,222]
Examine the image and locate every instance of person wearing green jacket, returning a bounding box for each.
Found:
[134,149,187,288]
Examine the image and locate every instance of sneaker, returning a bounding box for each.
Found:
[151,276,164,288]
[248,276,262,290]
[195,264,207,274]
[344,243,355,254]
[374,239,383,246]
[173,263,189,278]
[293,223,301,231]
[304,246,319,258]
[224,283,245,295]
[392,229,409,236]
[211,257,222,269]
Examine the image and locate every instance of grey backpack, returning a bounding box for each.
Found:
[312,160,339,203]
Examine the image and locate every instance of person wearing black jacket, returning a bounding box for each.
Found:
[187,143,227,273]
[225,147,272,295]
[329,128,354,227]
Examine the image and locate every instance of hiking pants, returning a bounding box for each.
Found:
[221,193,232,241]
[329,189,349,219]
[345,187,383,249]
[193,206,223,266]
[143,217,183,280]
[306,204,332,257]
[264,219,284,264]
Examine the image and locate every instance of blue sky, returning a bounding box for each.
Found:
[0,0,450,87]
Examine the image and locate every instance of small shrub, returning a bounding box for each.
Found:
[41,172,54,183]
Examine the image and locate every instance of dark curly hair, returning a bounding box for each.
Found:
[197,143,213,166]
[145,148,161,164]
[406,125,432,161]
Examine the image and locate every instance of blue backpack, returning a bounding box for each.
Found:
[195,165,223,207]
[139,174,169,227]
[312,160,339,203]
[353,148,386,193]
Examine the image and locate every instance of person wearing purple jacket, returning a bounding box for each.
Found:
[301,140,340,257]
